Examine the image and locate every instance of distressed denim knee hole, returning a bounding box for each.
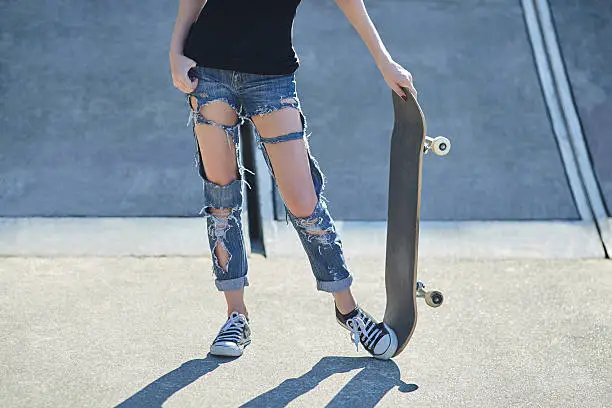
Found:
[300,218,334,242]
[292,201,336,245]
[203,207,240,275]
[208,208,233,273]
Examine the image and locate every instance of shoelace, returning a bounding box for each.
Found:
[346,314,383,352]
[215,312,245,344]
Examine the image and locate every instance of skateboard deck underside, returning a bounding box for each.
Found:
[383,90,425,356]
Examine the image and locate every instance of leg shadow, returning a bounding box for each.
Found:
[115,354,234,408]
[239,356,417,408]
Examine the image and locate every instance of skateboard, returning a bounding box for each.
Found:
[383,88,449,357]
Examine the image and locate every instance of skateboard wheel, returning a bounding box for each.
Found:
[432,137,450,156]
[425,291,444,307]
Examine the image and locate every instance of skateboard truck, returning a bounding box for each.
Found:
[416,281,444,308]
[424,136,450,156]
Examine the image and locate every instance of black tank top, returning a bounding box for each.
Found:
[183,0,302,75]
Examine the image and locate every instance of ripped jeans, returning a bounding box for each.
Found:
[186,66,353,293]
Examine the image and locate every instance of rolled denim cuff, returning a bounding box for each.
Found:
[316,274,353,293]
[215,275,249,292]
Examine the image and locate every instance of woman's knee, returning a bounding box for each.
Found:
[285,190,318,218]
[251,107,320,217]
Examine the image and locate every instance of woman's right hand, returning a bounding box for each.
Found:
[170,52,198,94]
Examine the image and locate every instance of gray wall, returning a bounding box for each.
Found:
[3,0,605,221]
[0,1,200,216]
[550,0,612,216]
[291,0,577,221]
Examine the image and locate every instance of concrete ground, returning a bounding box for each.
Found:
[1,255,610,407]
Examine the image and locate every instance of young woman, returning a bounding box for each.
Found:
[169,0,417,360]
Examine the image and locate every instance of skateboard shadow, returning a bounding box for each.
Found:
[114,354,233,408]
[239,356,418,407]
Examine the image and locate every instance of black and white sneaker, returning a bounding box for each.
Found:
[210,311,251,357]
[336,305,398,360]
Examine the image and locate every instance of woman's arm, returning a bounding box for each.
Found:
[169,0,206,93]
[334,0,416,99]
[170,0,206,55]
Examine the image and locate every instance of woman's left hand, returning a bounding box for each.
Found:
[379,59,417,101]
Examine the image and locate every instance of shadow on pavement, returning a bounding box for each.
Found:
[115,354,233,408]
[240,356,418,407]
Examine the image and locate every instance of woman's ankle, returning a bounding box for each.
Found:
[333,289,358,315]
[224,288,247,317]
[227,306,248,318]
